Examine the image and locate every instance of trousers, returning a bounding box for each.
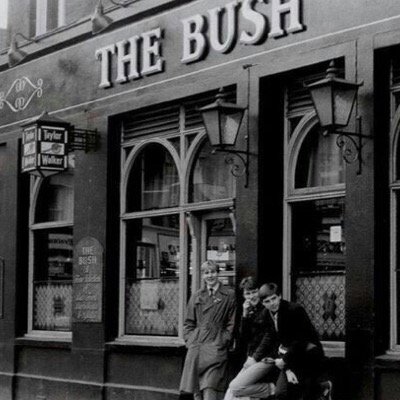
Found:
[194,389,225,400]
[229,361,284,399]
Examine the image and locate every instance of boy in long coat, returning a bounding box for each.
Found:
[180,261,236,400]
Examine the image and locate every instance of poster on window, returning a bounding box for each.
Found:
[140,280,159,310]
[157,234,180,278]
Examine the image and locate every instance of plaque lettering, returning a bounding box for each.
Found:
[73,237,103,323]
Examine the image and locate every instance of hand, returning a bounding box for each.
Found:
[243,356,256,369]
[242,299,251,316]
[275,358,285,370]
[261,357,275,364]
[285,369,299,384]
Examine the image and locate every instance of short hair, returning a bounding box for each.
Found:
[200,260,219,273]
[239,276,258,291]
[258,282,281,300]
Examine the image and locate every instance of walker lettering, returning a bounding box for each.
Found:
[96,0,304,87]
[39,154,65,167]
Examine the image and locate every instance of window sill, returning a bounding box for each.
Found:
[375,351,400,370]
[15,332,72,349]
[322,341,345,358]
[106,336,186,354]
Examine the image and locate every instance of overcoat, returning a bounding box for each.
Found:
[179,284,236,394]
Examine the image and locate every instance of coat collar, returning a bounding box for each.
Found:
[195,282,228,309]
[199,281,229,297]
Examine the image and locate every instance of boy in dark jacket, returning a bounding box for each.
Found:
[224,277,275,400]
[230,283,327,400]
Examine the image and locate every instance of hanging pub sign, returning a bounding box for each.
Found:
[21,111,70,177]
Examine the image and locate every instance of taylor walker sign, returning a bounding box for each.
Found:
[21,112,70,176]
[96,0,304,88]
[22,125,68,176]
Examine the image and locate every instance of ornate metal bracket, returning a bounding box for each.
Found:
[330,116,371,175]
[69,128,99,152]
[212,63,258,188]
[214,146,253,188]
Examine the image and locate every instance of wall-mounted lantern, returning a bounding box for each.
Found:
[91,0,130,35]
[305,60,371,174]
[199,66,257,187]
[199,88,249,186]
[21,111,98,177]
[199,88,246,147]
[8,33,38,68]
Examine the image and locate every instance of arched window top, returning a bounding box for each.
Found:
[189,140,235,203]
[126,143,180,212]
[35,173,73,223]
[295,126,344,189]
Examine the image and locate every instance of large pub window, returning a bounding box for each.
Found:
[29,166,73,335]
[285,109,346,353]
[389,66,400,350]
[120,90,236,342]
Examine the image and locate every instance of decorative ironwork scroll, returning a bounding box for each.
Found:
[0,77,43,112]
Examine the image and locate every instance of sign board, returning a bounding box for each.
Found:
[22,124,68,176]
[95,0,304,88]
[73,237,103,323]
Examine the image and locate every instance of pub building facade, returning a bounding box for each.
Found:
[0,0,400,399]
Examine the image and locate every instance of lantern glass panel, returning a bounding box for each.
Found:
[219,110,243,146]
[309,85,334,128]
[333,86,357,127]
[201,109,221,146]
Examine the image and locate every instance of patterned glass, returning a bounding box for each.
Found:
[295,274,345,341]
[292,198,345,340]
[125,215,180,336]
[33,227,73,331]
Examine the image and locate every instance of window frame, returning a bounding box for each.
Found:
[284,110,346,357]
[119,119,236,344]
[27,174,73,340]
[389,87,400,352]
